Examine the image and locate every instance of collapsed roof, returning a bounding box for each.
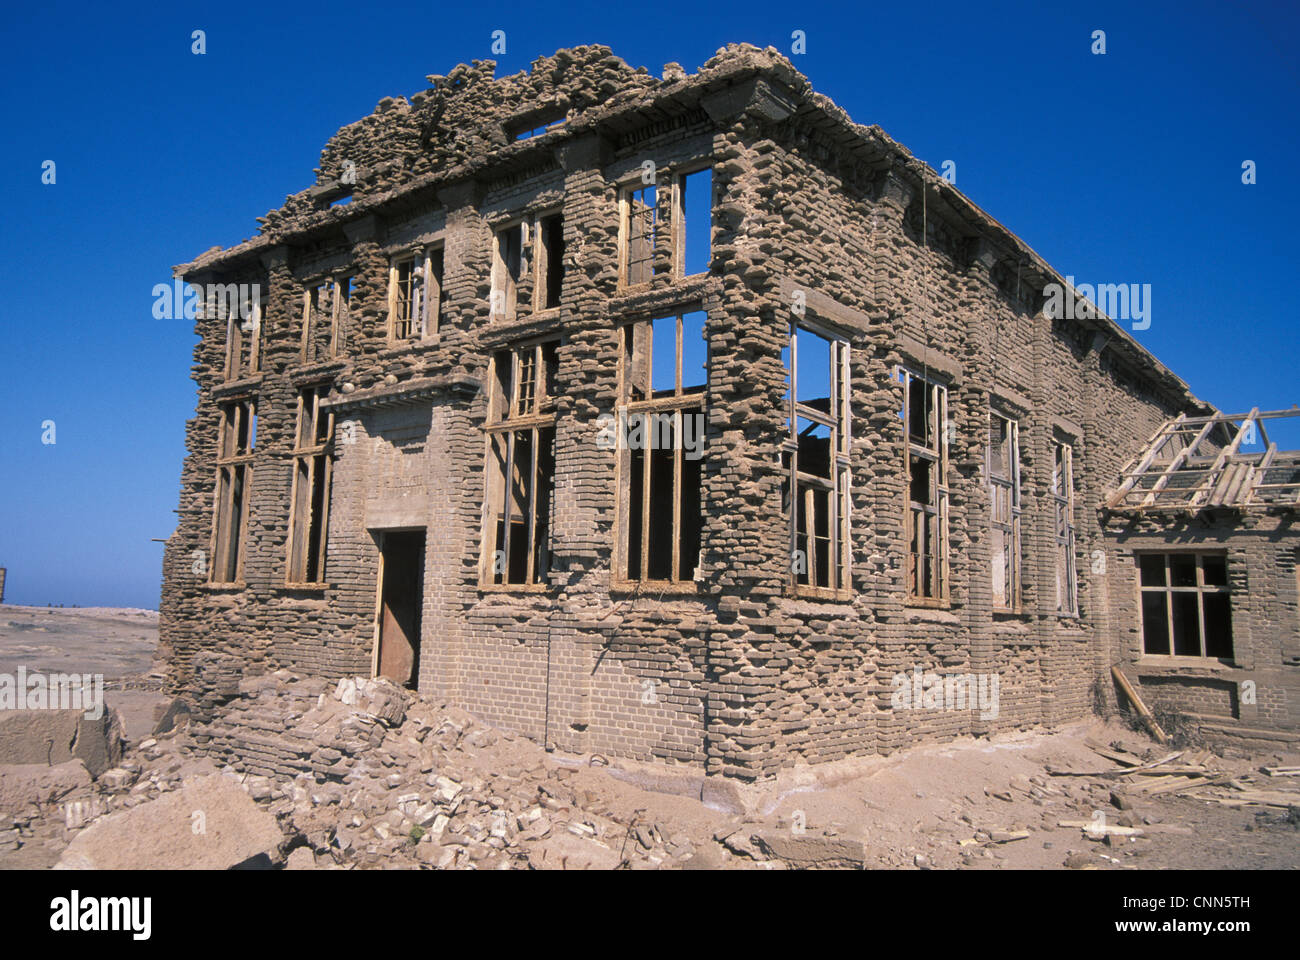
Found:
[1107,408,1300,514]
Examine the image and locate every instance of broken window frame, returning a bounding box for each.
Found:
[286,385,334,588]
[1051,439,1079,616]
[988,412,1022,613]
[220,289,260,382]
[210,398,256,585]
[614,311,708,589]
[899,368,950,604]
[783,321,852,599]
[389,247,442,342]
[489,214,564,321]
[490,220,528,322]
[511,114,567,141]
[618,165,714,289]
[533,211,565,312]
[479,339,559,589]
[1137,552,1233,660]
[301,275,352,363]
[672,166,714,279]
[619,182,658,288]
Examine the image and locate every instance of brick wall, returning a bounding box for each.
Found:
[160,43,1299,778]
[1104,516,1299,737]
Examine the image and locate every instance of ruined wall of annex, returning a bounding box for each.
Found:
[160,42,1254,778]
[1100,512,1300,743]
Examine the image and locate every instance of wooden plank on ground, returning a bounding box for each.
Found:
[986,830,1030,844]
[1057,820,1145,837]
[1088,745,1143,767]
[1132,752,1186,771]
[1128,765,1206,777]
[1132,775,1184,793]
[1233,789,1300,805]
[1210,795,1297,809]
[1147,775,1233,797]
[1111,666,1170,744]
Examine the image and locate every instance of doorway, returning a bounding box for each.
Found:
[375,530,424,689]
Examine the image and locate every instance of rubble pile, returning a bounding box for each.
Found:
[3,678,1295,869]
[177,670,709,869]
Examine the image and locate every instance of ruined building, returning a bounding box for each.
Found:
[161,44,1300,779]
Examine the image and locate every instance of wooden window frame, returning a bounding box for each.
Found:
[784,322,852,600]
[988,412,1022,613]
[301,275,351,363]
[618,182,658,289]
[209,398,256,585]
[221,291,260,381]
[489,215,563,320]
[388,248,441,342]
[533,211,564,313]
[479,339,558,590]
[617,166,713,289]
[286,385,334,588]
[1051,439,1079,616]
[613,312,707,590]
[422,247,443,337]
[671,166,713,279]
[900,368,950,605]
[490,222,527,323]
[1137,552,1233,659]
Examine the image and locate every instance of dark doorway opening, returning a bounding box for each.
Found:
[377,530,424,689]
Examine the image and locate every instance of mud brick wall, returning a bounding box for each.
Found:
[1105,514,1299,737]
[161,42,1297,780]
[726,105,1190,765]
[1140,676,1238,717]
[187,673,413,782]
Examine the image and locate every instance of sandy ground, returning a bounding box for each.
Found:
[0,605,165,741]
[7,711,1296,871]
[0,605,159,679]
[733,720,1300,869]
[1,606,1297,869]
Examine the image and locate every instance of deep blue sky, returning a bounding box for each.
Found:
[1,0,1296,608]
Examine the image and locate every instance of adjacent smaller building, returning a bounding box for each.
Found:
[1102,408,1300,746]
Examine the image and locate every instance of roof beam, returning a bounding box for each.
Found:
[1107,414,1184,508]
[1187,407,1259,509]
[1138,418,1218,508]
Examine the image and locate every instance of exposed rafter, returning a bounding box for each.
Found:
[1106,408,1300,513]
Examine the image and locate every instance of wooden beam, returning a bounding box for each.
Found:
[1188,408,1258,508]
[1111,666,1170,744]
[1057,820,1145,838]
[1138,418,1217,507]
[1241,443,1278,506]
[1108,415,1184,508]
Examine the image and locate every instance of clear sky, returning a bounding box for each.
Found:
[1,0,1296,609]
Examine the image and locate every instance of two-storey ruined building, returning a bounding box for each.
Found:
[162,44,1299,779]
